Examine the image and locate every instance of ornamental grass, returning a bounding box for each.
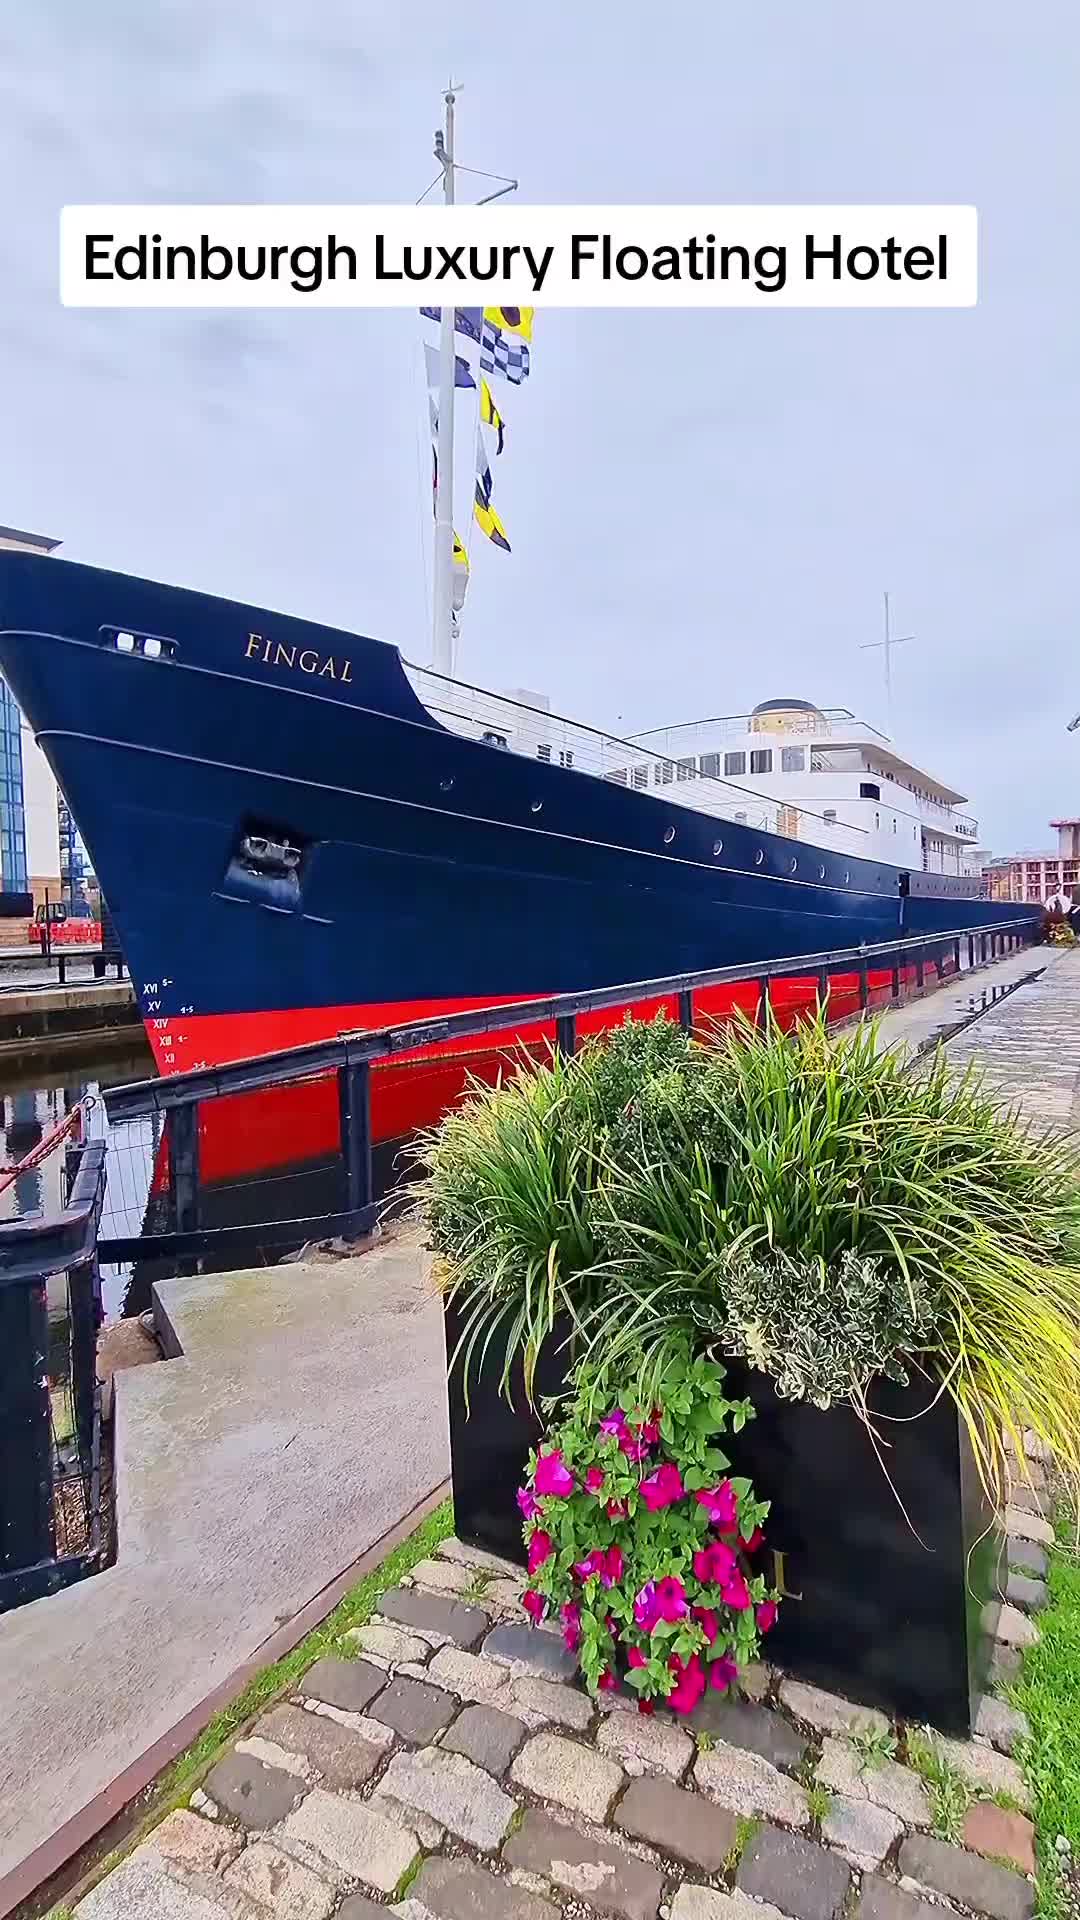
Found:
[413,1009,1080,1491]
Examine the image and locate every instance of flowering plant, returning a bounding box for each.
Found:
[518,1339,779,1714]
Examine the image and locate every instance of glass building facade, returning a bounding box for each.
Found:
[0,677,28,894]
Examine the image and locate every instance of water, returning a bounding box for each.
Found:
[0,1035,156,1318]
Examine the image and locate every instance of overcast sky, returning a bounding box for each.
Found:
[3,1,1076,852]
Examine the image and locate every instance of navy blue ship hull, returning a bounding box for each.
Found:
[0,551,1037,1150]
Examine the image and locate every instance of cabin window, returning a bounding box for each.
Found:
[537,743,552,762]
[750,749,773,776]
[656,760,673,785]
[724,751,746,777]
[676,757,696,781]
[483,730,508,749]
[875,812,880,829]
[822,809,837,825]
[860,781,880,800]
[559,749,574,768]
[700,753,722,778]
[605,767,627,785]
[781,746,805,773]
[892,817,897,832]
[631,764,648,790]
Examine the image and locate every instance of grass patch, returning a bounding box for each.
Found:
[1013,1506,1080,1920]
[722,1815,760,1880]
[50,1499,453,1915]
[906,1728,973,1842]
[695,1729,715,1753]
[806,1783,832,1824]
[852,1724,899,1771]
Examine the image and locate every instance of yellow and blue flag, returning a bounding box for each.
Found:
[479,378,506,455]
[483,307,534,342]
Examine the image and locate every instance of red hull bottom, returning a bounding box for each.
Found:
[142,964,948,1190]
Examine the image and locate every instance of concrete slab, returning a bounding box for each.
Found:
[0,1230,448,1891]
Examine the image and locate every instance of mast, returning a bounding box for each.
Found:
[431,83,459,678]
[860,591,913,737]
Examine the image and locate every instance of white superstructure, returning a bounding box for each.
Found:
[405,670,982,878]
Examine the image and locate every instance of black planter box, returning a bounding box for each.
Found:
[445,1302,1004,1736]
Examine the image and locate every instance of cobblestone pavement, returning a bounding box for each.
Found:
[942,946,1080,1127]
[73,1452,1052,1920]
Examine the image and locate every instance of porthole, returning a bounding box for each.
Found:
[713,839,723,856]
[530,800,543,814]
[664,826,676,845]
[755,850,764,867]
[819,864,826,880]
[790,858,798,874]
[844,870,850,884]
[440,777,454,793]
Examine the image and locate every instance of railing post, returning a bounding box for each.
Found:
[756,977,771,1030]
[677,989,694,1032]
[554,1014,577,1057]
[169,1102,201,1271]
[858,953,869,1011]
[0,1275,55,1584]
[339,1058,373,1217]
[968,934,975,971]
[953,938,961,977]
[68,1258,100,1478]
[891,949,901,1001]
[915,946,925,992]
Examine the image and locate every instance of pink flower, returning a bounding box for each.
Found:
[639,1411,662,1444]
[601,1545,624,1588]
[666,1652,707,1715]
[600,1408,628,1438]
[606,1499,628,1520]
[639,1462,685,1511]
[723,1570,752,1612]
[696,1481,739,1530]
[522,1588,547,1624]
[618,1430,651,1463]
[693,1605,720,1643]
[740,1528,764,1555]
[598,1668,619,1692]
[693,1540,737,1587]
[534,1449,574,1498]
[527,1529,553,1575]
[627,1645,648,1670]
[634,1581,660,1631]
[585,1467,606,1494]
[654,1574,689,1623]
[517,1485,541,1522]
[573,1548,606,1583]
[561,1601,582,1652]
[756,1600,778,1634]
[709,1654,739,1692]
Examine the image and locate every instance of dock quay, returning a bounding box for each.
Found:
[0,977,138,1060]
[0,919,1072,1914]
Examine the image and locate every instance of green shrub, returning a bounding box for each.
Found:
[414,1008,1080,1484]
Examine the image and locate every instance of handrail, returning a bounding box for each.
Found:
[0,1139,107,1287]
[104,916,1039,1124]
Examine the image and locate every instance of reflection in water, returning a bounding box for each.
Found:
[0,1037,155,1319]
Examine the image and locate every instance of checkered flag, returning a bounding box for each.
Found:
[480,316,530,385]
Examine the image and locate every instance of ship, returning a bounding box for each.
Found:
[0,90,1038,1186]
[0,545,1037,1175]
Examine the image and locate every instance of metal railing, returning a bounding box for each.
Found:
[101,916,1040,1270]
[404,664,876,856]
[0,1138,107,1612]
